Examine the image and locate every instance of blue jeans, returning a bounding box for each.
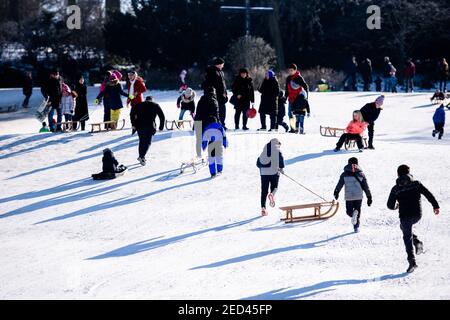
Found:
[383,77,391,92]
[296,114,305,130]
[288,102,293,118]
[179,109,194,120]
[48,108,62,131]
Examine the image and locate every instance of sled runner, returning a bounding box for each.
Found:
[92,165,128,180]
[280,200,339,223]
[90,119,126,133]
[165,120,193,131]
[431,97,447,105]
[344,137,369,150]
[35,98,51,123]
[180,156,206,174]
[320,126,345,137]
[55,121,80,133]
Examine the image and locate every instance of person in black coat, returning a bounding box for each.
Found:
[359,58,372,91]
[22,72,33,108]
[359,95,384,149]
[258,70,280,131]
[130,96,165,166]
[202,58,228,129]
[387,165,440,273]
[194,87,220,157]
[73,75,89,131]
[276,91,289,132]
[231,68,255,130]
[41,70,62,132]
[344,56,358,91]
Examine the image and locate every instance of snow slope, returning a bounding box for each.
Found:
[0,91,449,299]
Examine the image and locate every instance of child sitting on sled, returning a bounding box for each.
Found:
[334,110,367,152]
[92,148,127,180]
[257,138,285,216]
[202,116,228,178]
[430,90,446,103]
[334,157,372,233]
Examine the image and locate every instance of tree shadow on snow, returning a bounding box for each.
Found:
[190,232,354,270]
[33,176,211,224]
[241,273,408,300]
[87,216,261,260]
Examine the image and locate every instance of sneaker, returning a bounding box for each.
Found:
[211,174,217,179]
[268,193,275,207]
[351,209,359,226]
[137,157,146,166]
[299,127,304,134]
[414,241,424,255]
[438,135,442,140]
[407,261,418,273]
[261,208,268,216]
[432,130,436,137]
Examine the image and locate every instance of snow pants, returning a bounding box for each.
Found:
[400,217,421,262]
[261,174,280,208]
[208,142,223,176]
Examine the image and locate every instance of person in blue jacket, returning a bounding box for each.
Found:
[432,104,446,140]
[202,116,229,178]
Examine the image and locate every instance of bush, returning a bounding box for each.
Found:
[301,66,346,91]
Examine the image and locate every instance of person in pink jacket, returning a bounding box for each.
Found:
[334,110,368,152]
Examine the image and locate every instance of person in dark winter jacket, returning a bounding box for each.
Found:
[437,58,449,92]
[285,64,309,132]
[359,58,372,91]
[257,138,285,216]
[177,87,196,120]
[387,165,440,273]
[22,72,33,108]
[360,95,385,149]
[432,104,446,139]
[130,96,165,166]
[73,75,89,131]
[96,73,128,129]
[202,58,228,129]
[334,157,372,232]
[276,91,289,132]
[41,70,62,132]
[92,148,127,180]
[290,90,310,134]
[344,56,358,91]
[404,59,416,93]
[194,87,220,157]
[258,70,280,131]
[231,68,255,130]
[202,116,228,178]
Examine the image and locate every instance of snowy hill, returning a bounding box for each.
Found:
[0,91,449,299]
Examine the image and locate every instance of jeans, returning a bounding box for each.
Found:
[48,108,62,131]
[383,77,391,92]
[179,109,194,120]
[336,133,364,149]
[439,78,447,92]
[260,113,276,130]
[219,103,227,128]
[288,102,293,118]
[137,128,154,159]
[346,200,362,228]
[296,114,305,132]
[405,77,414,92]
[207,142,224,176]
[400,217,421,262]
[261,175,280,208]
[390,77,397,93]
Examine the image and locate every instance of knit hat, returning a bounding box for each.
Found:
[375,95,385,106]
[213,57,225,65]
[397,165,410,176]
[109,74,119,81]
[267,70,275,79]
[348,157,358,165]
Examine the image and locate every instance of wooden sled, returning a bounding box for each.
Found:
[165,120,193,131]
[431,98,447,105]
[56,121,80,133]
[320,126,345,137]
[180,157,206,174]
[344,137,369,150]
[280,200,339,223]
[90,119,126,133]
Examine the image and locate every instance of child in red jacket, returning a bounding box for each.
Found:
[334,111,367,152]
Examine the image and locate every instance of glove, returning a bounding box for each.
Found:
[434,208,440,215]
[367,197,373,207]
[129,94,135,100]
[279,168,285,175]
[334,192,339,200]
[94,99,99,105]
[307,113,311,118]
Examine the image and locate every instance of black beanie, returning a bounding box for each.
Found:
[397,165,410,176]
[348,157,358,165]
[239,68,249,74]
[213,57,225,65]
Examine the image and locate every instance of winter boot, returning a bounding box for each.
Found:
[367,145,375,150]
[242,127,249,131]
[432,130,436,137]
[137,157,146,166]
[407,259,418,273]
[261,207,268,216]
[299,127,304,134]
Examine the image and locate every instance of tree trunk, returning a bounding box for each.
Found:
[106,0,121,20]
[267,0,285,69]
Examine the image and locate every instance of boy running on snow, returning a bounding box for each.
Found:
[387,165,440,273]
[334,157,372,232]
[432,104,446,140]
[202,116,229,178]
[257,138,285,216]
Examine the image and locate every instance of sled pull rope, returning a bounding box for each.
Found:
[281,172,327,202]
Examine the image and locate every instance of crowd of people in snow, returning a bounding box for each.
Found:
[22,56,448,274]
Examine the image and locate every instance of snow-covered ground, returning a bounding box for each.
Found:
[0,90,449,299]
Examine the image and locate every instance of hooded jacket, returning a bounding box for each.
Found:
[96,80,128,110]
[285,71,309,103]
[433,105,446,124]
[257,140,285,176]
[387,174,439,219]
[334,164,371,201]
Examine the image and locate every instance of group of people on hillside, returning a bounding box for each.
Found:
[40,70,89,132]
[344,56,449,93]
